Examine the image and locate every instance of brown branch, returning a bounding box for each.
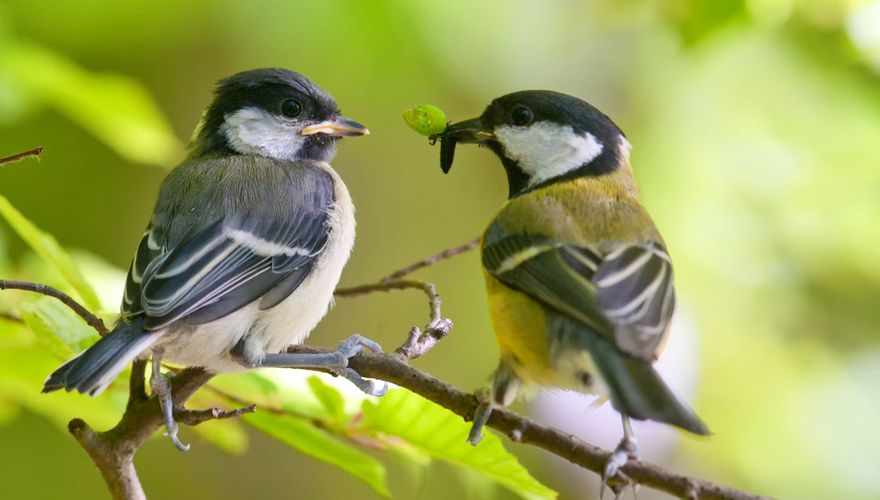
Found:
[0,280,109,335]
[0,147,43,166]
[289,346,766,500]
[175,405,257,426]
[379,237,479,282]
[28,242,764,500]
[336,279,443,324]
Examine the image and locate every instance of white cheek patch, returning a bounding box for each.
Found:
[220,107,304,160]
[495,121,604,186]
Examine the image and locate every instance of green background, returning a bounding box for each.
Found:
[1,1,879,499]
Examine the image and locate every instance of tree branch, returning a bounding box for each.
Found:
[379,237,480,282]
[6,242,765,500]
[291,346,766,500]
[0,147,43,166]
[0,280,109,335]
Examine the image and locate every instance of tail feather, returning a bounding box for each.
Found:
[43,319,160,397]
[554,315,710,435]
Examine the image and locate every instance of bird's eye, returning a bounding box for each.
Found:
[281,99,303,118]
[511,106,533,126]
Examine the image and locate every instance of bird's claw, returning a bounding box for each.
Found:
[333,366,388,397]
[150,356,190,452]
[600,436,638,499]
[336,333,383,360]
[332,335,386,396]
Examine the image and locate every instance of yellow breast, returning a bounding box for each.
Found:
[485,272,564,386]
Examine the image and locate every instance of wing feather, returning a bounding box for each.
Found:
[484,233,675,361]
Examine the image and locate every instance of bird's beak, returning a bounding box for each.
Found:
[301,116,369,137]
[440,117,494,144]
[435,117,494,174]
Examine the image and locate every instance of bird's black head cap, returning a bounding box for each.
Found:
[442,90,628,197]
[191,68,367,162]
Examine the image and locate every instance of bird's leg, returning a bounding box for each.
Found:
[468,362,519,446]
[601,415,639,498]
[251,334,388,397]
[467,387,495,445]
[150,350,190,452]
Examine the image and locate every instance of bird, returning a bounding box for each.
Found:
[434,90,709,485]
[43,68,384,451]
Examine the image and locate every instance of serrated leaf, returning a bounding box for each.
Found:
[19,296,99,356]
[245,411,389,497]
[361,389,556,500]
[0,42,181,166]
[0,195,100,310]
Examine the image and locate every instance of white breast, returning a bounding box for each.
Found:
[154,162,355,373]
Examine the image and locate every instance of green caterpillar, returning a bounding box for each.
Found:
[402,104,447,137]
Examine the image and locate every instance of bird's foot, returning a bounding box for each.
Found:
[600,435,638,499]
[467,387,494,446]
[258,334,387,397]
[150,356,190,452]
[330,334,387,396]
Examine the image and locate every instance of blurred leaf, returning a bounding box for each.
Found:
[0,195,100,310]
[0,345,125,431]
[244,411,390,497]
[361,389,556,500]
[0,41,181,166]
[19,296,99,357]
[306,375,346,424]
[189,418,249,455]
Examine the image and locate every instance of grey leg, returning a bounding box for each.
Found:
[150,350,190,452]
[601,415,638,498]
[468,362,519,446]
[467,388,494,446]
[257,334,387,397]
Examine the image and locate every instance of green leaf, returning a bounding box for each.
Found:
[0,42,181,166]
[0,346,126,431]
[361,389,556,500]
[19,296,100,357]
[189,418,249,455]
[0,195,101,310]
[306,375,346,423]
[244,411,390,497]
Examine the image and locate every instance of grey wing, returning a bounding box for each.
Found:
[135,207,330,331]
[122,224,165,319]
[591,243,676,360]
[484,233,675,361]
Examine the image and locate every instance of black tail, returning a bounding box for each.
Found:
[556,315,710,435]
[43,318,158,397]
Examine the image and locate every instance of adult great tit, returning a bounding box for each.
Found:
[43,68,383,450]
[437,91,709,481]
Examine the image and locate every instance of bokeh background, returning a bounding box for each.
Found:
[2,1,879,499]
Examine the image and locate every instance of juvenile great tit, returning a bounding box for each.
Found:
[436,91,709,481]
[43,68,383,450]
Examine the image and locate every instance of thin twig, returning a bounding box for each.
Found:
[380,237,480,282]
[0,147,44,165]
[336,279,443,323]
[335,279,453,360]
[175,405,257,426]
[0,280,109,335]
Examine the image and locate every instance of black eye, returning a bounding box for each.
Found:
[281,99,302,118]
[511,106,533,126]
